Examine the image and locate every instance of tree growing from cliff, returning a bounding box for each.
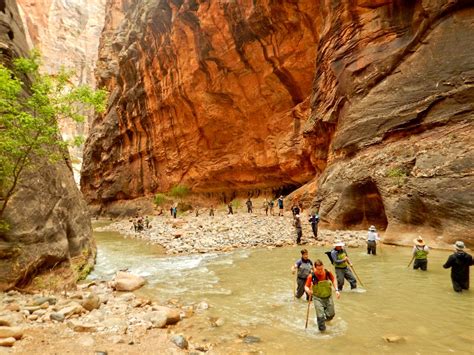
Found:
[0,51,107,226]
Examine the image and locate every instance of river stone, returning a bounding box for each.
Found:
[0,337,15,347]
[67,321,97,333]
[383,335,406,343]
[50,312,65,322]
[243,335,261,344]
[111,272,146,291]
[0,318,12,327]
[170,334,188,349]
[4,303,20,312]
[151,306,180,325]
[196,301,209,311]
[32,296,57,306]
[27,314,39,321]
[59,303,85,318]
[0,326,23,339]
[81,294,101,311]
[145,312,167,328]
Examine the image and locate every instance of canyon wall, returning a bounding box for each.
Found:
[17,0,106,182]
[0,0,95,290]
[306,0,474,245]
[83,0,473,245]
[81,0,320,210]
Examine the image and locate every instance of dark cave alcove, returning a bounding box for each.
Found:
[337,179,388,230]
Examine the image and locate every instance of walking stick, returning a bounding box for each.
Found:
[305,295,312,329]
[407,255,415,268]
[293,274,296,300]
[349,264,365,288]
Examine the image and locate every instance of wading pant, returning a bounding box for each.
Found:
[367,240,376,255]
[314,296,335,331]
[452,277,469,292]
[413,259,427,271]
[311,224,319,239]
[296,227,302,244]
[335,267,357,290]
[296,277,309,299]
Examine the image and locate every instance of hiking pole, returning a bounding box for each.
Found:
[305,295,312,329]
[407,255,415,268]
[349,264,365,288]
[293,274,296,300]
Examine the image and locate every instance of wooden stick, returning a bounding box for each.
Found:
[407,255,415,268]
[349,264,365,288]
[305,295,312,329]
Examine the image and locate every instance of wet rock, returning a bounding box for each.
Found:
[0,318,12,327]
[58,303,85,318]
[0,326,23,339]
[0,337,15,347]
[4,303,20,312]
[171,334,188,350]
[196,301,209,311]
[243,335,261,344]
[110,335,125,344]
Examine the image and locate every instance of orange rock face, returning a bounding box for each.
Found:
[82,0,320,204]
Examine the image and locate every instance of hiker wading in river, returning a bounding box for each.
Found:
[330,241,357,291]
[291,249,313,300]
[443,241,473,292]
[412,236,429,271]
[305,259,340,332]
[367,225,380,255]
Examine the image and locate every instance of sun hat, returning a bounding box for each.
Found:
[334,241,345,247]
[454,241,465,250]
[369,225,376,231]
[413,236,425,246]
[295,214,300,218]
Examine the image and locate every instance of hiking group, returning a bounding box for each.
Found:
[292,234,473,332]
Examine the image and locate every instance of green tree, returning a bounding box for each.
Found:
[0,51,107,223]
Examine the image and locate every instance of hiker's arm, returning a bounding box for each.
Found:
[329,273,341,298]
[304,276,312,295]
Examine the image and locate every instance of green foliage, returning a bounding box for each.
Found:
[0,51,108,222]
[387,167,408,186]
[169,184,190,199]
[71,135,85,148]
[231,199,241,209]
[153,193,166,207]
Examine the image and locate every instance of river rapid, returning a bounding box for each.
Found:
[90,227,474,354]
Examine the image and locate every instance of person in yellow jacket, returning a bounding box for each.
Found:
[413,236,429,271]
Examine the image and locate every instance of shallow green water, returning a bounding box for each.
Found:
[90,228,474,354]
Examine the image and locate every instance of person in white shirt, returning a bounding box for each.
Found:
[367,225,380,255]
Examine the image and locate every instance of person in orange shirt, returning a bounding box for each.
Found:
[304,259,341,332]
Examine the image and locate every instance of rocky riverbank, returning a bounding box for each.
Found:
[96,211,369,255]
[0,272,215,353]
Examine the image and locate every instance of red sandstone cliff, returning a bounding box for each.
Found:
[82,0,319,206]
[82,0,474,244]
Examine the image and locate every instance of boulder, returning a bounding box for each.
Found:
[0,326,23,340]
[81,294,101,311]
[170,334,188,350]
[0,337,16,347]
[110,272,146,291]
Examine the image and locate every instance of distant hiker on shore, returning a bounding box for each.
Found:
[291,249,313,300]
[294,214,303,244]
[145,216,150,229]
[443,241,473,292]
[412,237,429,271]
[195,208,199,217]
[278,196,284,216]
[308,212,320,239]
[227,202,233,215]
[209,205,215,216]
[269,199,275,215]
[305,259,340,332]
[172,205,178,219]
[170,206,173,216]
[367,225,380,255]
[330,241,357,291]
[291,201,300,218]
[246,198,253,213]
[263,199,269,216]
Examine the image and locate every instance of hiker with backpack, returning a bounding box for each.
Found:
[277,195,284,216]
[412,236,429,271]
[304,259,340,332]
[308,212,320,239]
[330,241,357,291]
[291,249,313,300]
[293,214,303,244]
[246,198,253,213]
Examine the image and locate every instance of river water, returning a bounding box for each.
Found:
[90,227,474,354]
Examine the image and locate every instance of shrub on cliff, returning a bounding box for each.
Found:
[0,51,107,227]
[169,185,190,199]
